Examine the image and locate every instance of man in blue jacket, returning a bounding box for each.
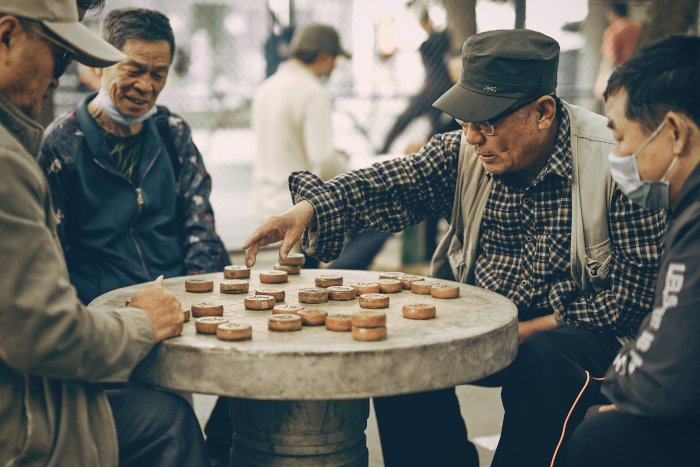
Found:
[39,7,229,305]
[565,34,700,466]
[39,7,231,464]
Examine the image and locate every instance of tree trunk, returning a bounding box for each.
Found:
[515,0,526,29]
[441,0,477,52]
[639,0,699,46]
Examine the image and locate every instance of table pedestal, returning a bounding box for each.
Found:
[228,398,370,466]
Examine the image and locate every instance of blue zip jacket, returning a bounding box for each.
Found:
[40,94,229,304]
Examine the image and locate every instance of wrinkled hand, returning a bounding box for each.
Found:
[243,201,315,267]
[130,276,183,342]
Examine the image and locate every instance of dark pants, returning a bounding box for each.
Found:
[205,397,233,465]
[107,387,210,467]
[565,410,700,467]
[491,327,620,467]
[373,388,479,467]
[373,327,620,467]
[329,231,392,270]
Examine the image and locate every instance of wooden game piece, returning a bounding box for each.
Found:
[402,303,437,320]
[268,314,302,332]
[430,284,460,299]
[260,270,288,284]
[327,286,356,301]
[216,322,253,341]
[182,309,191,322]
[378,279,402,294]
[220,279,249,294]
[378,272,404,280]
[272,304,304,315]
[351,310,387,328]
[254,287,285,302]
[352,326,388,342]
[411,281,436,295]
[351,282,381,294]
[195,317,228,334]
[244,295,276,310]
[298,288,329,304]
[315,274,343,287]
[185,278,214,293]
[223,265,250,279]
[359,293,390,309]
[325,314,353,332]
[274,263,301,275]
[191,302,224,318]
[298,309,328,326]
[399,275,425,290]
[279,252,305,266]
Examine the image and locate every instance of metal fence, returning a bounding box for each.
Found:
[51,0,699,251]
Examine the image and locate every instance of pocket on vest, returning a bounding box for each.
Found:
[585,238,612,292]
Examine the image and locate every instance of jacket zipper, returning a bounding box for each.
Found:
[92,147,162,277]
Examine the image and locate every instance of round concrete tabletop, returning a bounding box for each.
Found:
[89,269,518,400]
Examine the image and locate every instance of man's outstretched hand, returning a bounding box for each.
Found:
[243,201,316,267]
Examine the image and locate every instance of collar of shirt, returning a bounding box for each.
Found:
[490,97,572,189]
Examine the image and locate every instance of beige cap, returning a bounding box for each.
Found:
[1,0,125,67]
[290,23,351,58]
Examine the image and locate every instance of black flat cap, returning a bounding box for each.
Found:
[434,29,559,122]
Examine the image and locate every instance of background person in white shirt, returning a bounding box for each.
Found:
[252,23,390,269]
[252,23,350,224]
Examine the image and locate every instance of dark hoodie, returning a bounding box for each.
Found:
[603,160,700,419]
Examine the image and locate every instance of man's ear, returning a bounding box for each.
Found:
[0,15,20,52]
[666,111,691,157]
[535,95,557,130]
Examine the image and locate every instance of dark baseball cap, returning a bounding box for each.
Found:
[290,23,351,58]
[434,29,559,123]
[1,0,125,67]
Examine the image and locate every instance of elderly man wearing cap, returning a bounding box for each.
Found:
[0,1,210,466]
[244,29,665,466]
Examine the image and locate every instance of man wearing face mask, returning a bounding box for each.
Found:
[565,35,700,467]
[39,8,229,306]
[244,29,666,466]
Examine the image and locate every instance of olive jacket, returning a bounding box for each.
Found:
[0,93,155,466]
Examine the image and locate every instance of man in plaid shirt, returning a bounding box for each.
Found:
[245,30,664,467]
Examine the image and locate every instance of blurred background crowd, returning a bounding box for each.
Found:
[39,0,700,262]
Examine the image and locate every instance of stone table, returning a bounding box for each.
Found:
[89,269,517,466]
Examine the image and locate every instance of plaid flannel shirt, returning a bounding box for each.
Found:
[290,103,665,340]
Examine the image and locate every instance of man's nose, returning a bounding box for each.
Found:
[464,124,486,146]
[133,78,153,93]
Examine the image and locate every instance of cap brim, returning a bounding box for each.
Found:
[433,83,520,122]
[42,21,125,67]
[339,48,352,59]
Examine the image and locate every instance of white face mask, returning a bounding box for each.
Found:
[94,89,157,126]
[607,120,678,210]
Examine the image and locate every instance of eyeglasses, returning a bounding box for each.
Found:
[454,118,496,136]
[454,98,541,137]
[23,23,76,79]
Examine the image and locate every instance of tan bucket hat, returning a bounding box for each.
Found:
[1,0,125,67]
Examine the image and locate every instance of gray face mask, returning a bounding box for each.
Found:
[607,120,678,210]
